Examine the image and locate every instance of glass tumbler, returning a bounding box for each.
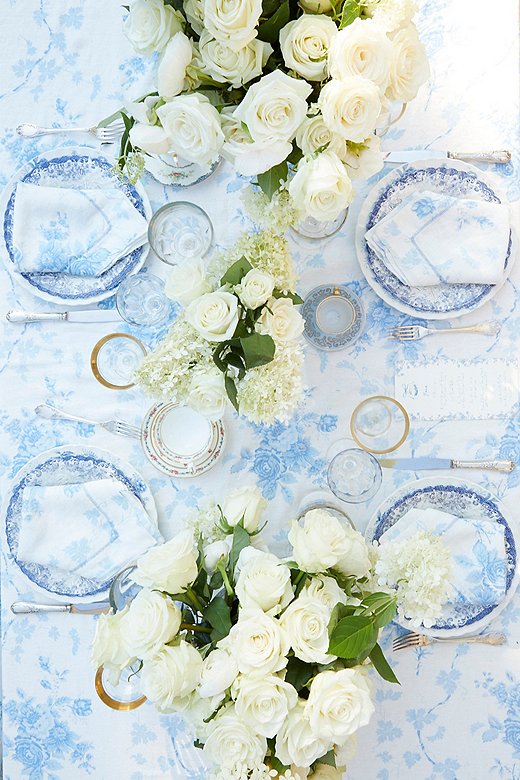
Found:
[148,201,214,266]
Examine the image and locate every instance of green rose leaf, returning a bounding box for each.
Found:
[229,524,250,575]
[257,160,288,199]
[369,642,400,684]
[224,375,239,411]
[257,0,290,43]
[220,256,252,287]
[271,289,304,305]
[361,592,398,629]
[203,596,231,642]
[317,750,336,768]
[240,333,276,369]
[339,0,361,29]
[285,656,313,692]
[328,615,378,659]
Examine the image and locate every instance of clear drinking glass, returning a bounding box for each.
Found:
[148,201,214,266]
[116,273,171,328]
[327,447,382,504]
[292,208,348,239]
[350,395,410,454]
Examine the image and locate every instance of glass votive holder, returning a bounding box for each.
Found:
[327,447,382,504]
[148,201,214,266]
[292,208,348,240]
[116,273,171,328]
[350,395,410,454]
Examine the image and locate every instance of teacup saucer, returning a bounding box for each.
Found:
[302,284,365,351]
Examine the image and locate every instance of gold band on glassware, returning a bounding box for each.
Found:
[350,395,410,455]
[95,666,147,711]
[90,332,147,390]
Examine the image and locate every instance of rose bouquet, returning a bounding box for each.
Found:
[92,487,452,780]
[115,0,430,223]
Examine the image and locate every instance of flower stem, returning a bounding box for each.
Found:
[293,570,306,588]
[217,562,235,598]
[180,622,212,634]
[187,588,204,613]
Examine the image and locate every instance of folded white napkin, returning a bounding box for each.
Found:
[18,478,163,583]
[365,190,510,286]
[380,507,507,608]
[12,182,148,276]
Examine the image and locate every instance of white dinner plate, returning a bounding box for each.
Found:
[0,146,152,305]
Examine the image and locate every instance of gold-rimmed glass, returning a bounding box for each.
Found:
[90,332,147,390]
[350,395,410,454]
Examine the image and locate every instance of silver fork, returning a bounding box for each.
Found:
[387,321,500,341]
[35,403,141,439]
[16,122,125,144]
[393,632,506,651]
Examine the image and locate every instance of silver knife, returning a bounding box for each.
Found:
[11,600,111,615]
[384,150,511,165]
[6,309,122,323]
[380,457,515,472]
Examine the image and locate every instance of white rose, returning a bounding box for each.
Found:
[310,765,345,780]
[335,526,372,579]
[299,0,333,10]
[198,647,238,699]
[203,537,232,573]
[165,260,211,306]
[363,0,416,33]
[181,691,220,741]
[275,700,330,767]
[157,32,194,99]
[199,32,272,88]
[129,123,171,155]
[235,674,298,738]
[235,548,293,615]
[221,110,292,176]
[184,0,204,34]
[203,0,263,51]
[305,668,374,744]
[203,704,267,770]
[344,134,384,180]
[234,70,312,143]
[227,608,289,675]
[119,589,181,660]
[235,268,275,310]
[123,0,183,55]
[288,508,351,573]
[387,23,430,102]
[279,595,334,664]
[280,15,337,81]
[220,485,267,533]
[185,290,239,342]
[124,95,161,124]
[187,368,228,419]
[328,19,392,90]
[91,606,133,673]
[157,94,224,168]
[288,151,353,223]
[141,640,202,712]
[296,113,349,160]
[333,733,358,766]
[131,530,198,594]
[303,575,348,611]
[319,76,382,142]
[257,297,304,343]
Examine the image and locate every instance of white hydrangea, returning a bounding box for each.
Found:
[362,0,417,33]
[209,229,298,292]
[185,499,227,544]
[237,342,304,424]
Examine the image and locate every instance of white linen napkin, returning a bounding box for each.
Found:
[380,507,507,607]
[12,182,148,276]
[17,478,163,583]
[365,190,510,286]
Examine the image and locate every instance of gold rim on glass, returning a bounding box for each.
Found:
[95,666,147,711]
[90,332,147,390]
[350,395,410,454]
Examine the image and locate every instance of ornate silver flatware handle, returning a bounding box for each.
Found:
[16,123,95,138]
[448,150,511,164]
[11,601,72,614]
[438,634,505,645]
[6,310,67,323]
[452,459,515,472]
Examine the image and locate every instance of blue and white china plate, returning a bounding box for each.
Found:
[302,284,365,351]
[356,158,516,320]
[1,146,152,306]
[367,477,519,637]
[3,445,158,603]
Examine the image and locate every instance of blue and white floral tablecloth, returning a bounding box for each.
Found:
[1,2,519,778]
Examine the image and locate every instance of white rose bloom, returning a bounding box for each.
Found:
[157,94,224,168]
[91,606,133,673]
[235,673,298,738]
[220,485,267,533]
[275,700,330,767]
[344,134,384,180]
[303,574,348,611]
[387,23,430,102]
[185,290,239,342]
[131,530,198,594]
[235,268,275,310]
[257,297,304,343]
[203,537,232,573]
[296,113,349,161]
[280,14,337,81]
[184,0,204,34]
[279,595,334,664]
[288,508,351,573]
[299,0,333,10]
[203,704,267,770]
[123,0,183,55]
[328,19,392,91]
[165,260,211,306]
[157,32,194,99]
[228,607,290,675]
[335,526,372,579]
[198,647,238,699]
[124,95,160,124]
[199,32,272,88]
[129,123,171,155]
[203,0,263,51]
[220,109,292,176]
[119,589,181,660]
[187,368,228,419]
[319,76,382,142]
[288,151,353,223]
[235,548,293,615]
[234,70,312,143]
[363,0,416,33]
[141,640,203,712]
[305,668,374,744]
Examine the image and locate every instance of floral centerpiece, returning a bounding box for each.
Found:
[92,487,452,780]
[115,0,430,223]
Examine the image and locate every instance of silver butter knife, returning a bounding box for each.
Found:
[384,150,511,165]
[6,309,122,323]
[11,600,110,615]
[380,457,515,472]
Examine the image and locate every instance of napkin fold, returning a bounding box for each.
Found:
[380,507,507,608]
[12,182,148,276]
[17,478,163,583]
[365,190,510,287]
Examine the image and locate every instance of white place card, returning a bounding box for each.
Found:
[395,358,520,420]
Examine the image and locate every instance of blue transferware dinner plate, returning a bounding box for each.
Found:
[355,158,516,320]
[1,146,152,306]
[302,284,365,351]
[366,477,519,637]
[2,445,158,603]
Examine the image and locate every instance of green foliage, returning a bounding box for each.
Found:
[257,161,288,199]
[369,643,400,684]
[317,750,337,768]
[224,375,239,411]
[271,289,304,305]
[229,525,250,576]
[257,0,290,43]
[360,592,398,629]
[203,597,232,642]
[339,0,361,28]
[328,615,378,659]
[240,333,276,369]
[220,256,253,287]
[285,656,313,692]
